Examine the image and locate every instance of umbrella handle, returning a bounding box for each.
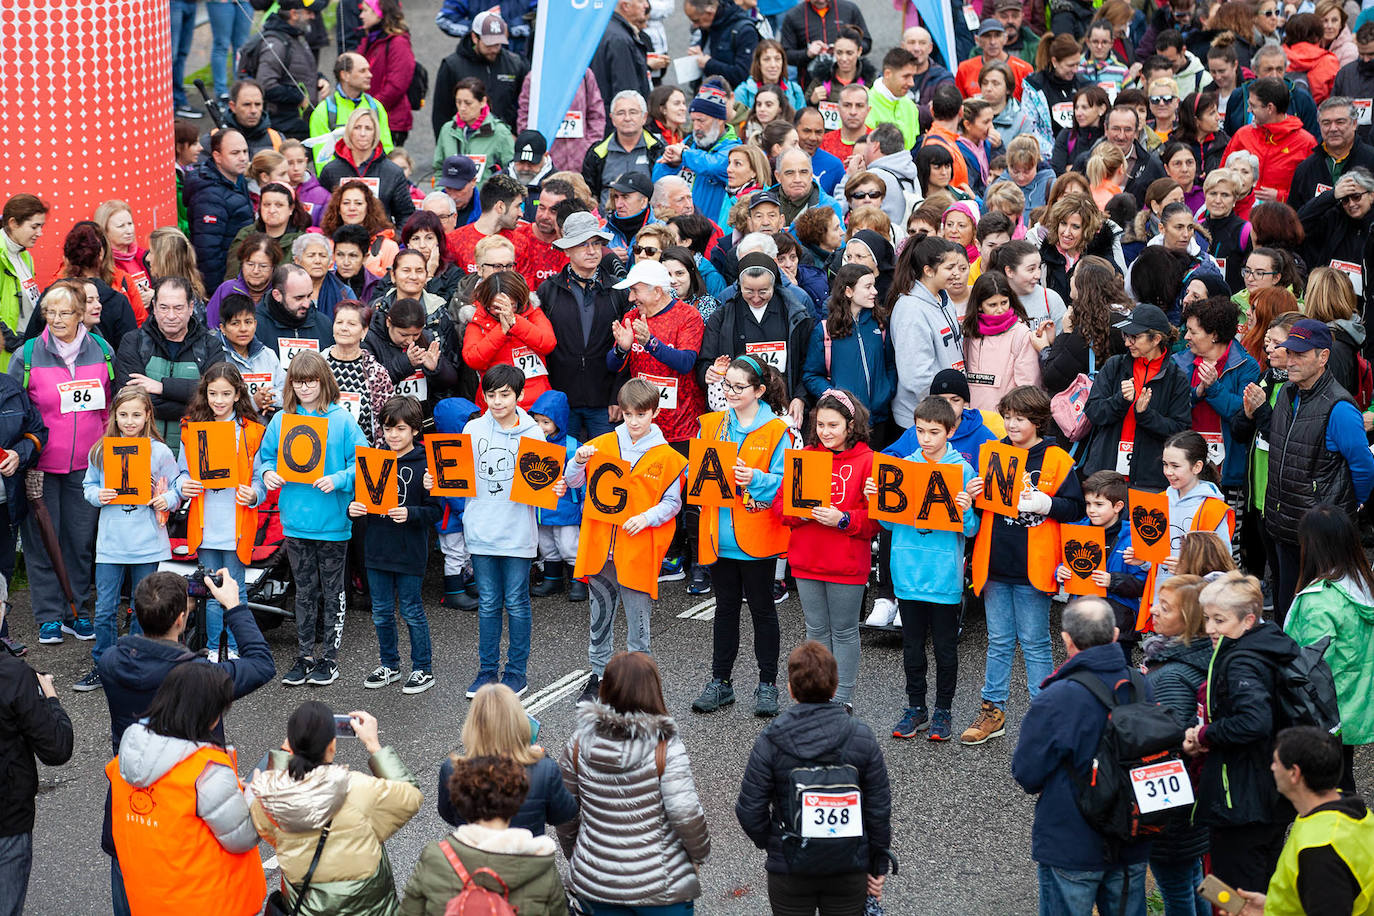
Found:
[24,468,43,502]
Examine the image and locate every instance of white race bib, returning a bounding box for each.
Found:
[242,372,274,399]
[1116,439,1133,476]
[19,277,40,311]
[395,371,428,402]
[1100,81,1120,102]
[1052,101,1074,128]
[818,101,840,131]
[556,110,585,139]
[1215,257,1226,275]
[681,168,696,188]
[277,337,319,368]
[1317,183,1333,196]
[1130,759,1194,814]
[801,790,863,838]
[512,346,548,379]
[638,372,678,410]
[338,391,362,421]
[1202,430,1225,466]
[349,176,381,198]
[58,379,105,414]
[1330,258,1363,296]
[744,340,787,373]
[1355,98,1373,126]
[962,5,980,29]
[467,155,488,180]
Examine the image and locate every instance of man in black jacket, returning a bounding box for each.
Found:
[683,0,760,90]
[779,0,871,72]
[254,263,335,363]
[1291,98,1374,207]
[1073,105,1167,207]
[0,585,73,914]
[198,80,283,158]
[253,0,327,140]
[433,10,530,135]
[591,0,655,120]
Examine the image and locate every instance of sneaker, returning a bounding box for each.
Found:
[959,701,1007,746]
[928,708,953,742]
[466,671,498,699]
[306,658,339,686]
[282,656,313,686]
[772,579,789,603]
[577,672,600,705]
[892,706,929,739]
[691,678,735,713]
[500,671,528,697]
[754,682,781,717]
[1,636,28,656]
[62,618,95,641]
[891,608,902,627]
[402,670,435,694]
[687,565,712,595]
[226,648,239,661]
[364,665,402,689]
[865,598,898,627]
[567,578,588,602]
[73,668,102,692]
[174,105,204,119]
[659,556,686,582]
[206,648,219,664]
[38,622,63,645]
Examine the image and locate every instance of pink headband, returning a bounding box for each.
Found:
[363,0,383,18]
[822,389,856,416]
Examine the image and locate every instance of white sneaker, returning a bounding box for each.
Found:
[865,598,898,626]
[226,648,239,660]
[206,648,219,663]
[891,609,902,627]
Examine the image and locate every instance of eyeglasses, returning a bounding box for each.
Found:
[44,310,77,321]
[1149,95,1176,105]
[719,380,754,395]
[1337,190,1369,205]
[632,245,661,256]
[1241,267,1279,279]
[480,262,515,270]
[849,190,883,200]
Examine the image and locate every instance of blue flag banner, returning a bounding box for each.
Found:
[527,0,619,144]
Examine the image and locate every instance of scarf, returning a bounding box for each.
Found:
[52,325,87,372]
[977,309,1019,336]
[1141,632,1185,664]
[454,104,490,132]
[1121,353,1164,445]
[654,119,681,146]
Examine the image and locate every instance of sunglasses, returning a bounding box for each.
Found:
[632,245,660,256]
[1259,7,1277,15]
[849,190,883,200]
[1149,95,1176,105]
[1337,191,1369,205]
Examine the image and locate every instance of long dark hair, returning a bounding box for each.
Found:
[1174,90,1219,147]
[144,663,234,745]
[825,263,877,338]
[662,246,705,299]
[473,270,532,315]
[1297,504,1374,596]
[286,701,337,780]
[1071,255,1129,359]
[885,231,964,313]
[960,271,1027,340]
[729,355,788,413]
[184,362,262,425]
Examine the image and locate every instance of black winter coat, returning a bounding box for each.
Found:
[254,294,335,355]
[697,289,813,402]
[433,37,530,134]
[114,316,228,445]
[537,266,629,408]
[254,15,320,139]
[1039,222,1117,304]
[0,651,72,838]
[198,109,284,160]
[1141,636,1213,862]
[1073,139,1166,207]
[735,702,891,875]
[695,0,759,88]
[1298,188,1374,270]
[185,162,255,292]
[779,0,871,69]
[1289,141,1374,207]
[590,14,652,120]
[1051,124,1102,175]
[1080,353,1192,489]
[318,144,417,227]
[362,320,459,393]
[0,372,46,522]
[1040,328,1126,396]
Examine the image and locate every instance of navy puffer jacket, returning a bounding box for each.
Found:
[185,161,254,293]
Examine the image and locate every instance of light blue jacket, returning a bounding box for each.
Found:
[252,403,369,541]
[83,440,183,564]
[462,406,542,558]
[882,444,977,605]
[716,402,788,561]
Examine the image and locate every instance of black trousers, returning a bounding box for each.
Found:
[1208,822,1288,893]
[711,557,779,683]
[1273,539,1302,625]
[899,599,959,709]
[767,871,868,916]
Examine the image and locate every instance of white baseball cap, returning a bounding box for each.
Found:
[614,259,673,292]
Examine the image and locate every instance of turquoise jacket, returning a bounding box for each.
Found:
[881,444,977,605]
[717,401,787,561]
[253,403,370,541]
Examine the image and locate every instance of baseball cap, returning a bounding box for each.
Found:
[1280,318,1334,352]
[747,189,783,211]
[278,0,328,10]
[513,130,547,164]
[1112,304,1172,336]
[977,18,1007,35]
[608,172,653,198]
[994,0,1023,10]
[473,9,509,45]
[554,211,613,249]
[613,259,673,291]
[930,368,971,402]
[437,155,478,190]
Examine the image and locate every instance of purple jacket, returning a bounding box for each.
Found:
[205,275,271,329]
[517,68,606,172]
[297,175,333,227]
[8,329,113,474]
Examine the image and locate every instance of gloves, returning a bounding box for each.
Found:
[1017,489,1053,516]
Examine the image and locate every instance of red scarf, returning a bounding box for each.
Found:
[1121,353,1165,444]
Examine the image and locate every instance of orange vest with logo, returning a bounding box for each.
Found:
[106,745,266,916]
[574,432,689,599]
[696,411,791,565]
[971,445,1076,595]
[184,418,266,565]
[1135,496,1234,631]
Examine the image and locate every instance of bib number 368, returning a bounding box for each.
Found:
[800,790,862,838]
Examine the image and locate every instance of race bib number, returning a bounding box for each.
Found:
[638,372,678,410]
[1355,98,1373,126]
[744,340,787,373]
[1317,183,1333,196]
[1100,81,1119,102]
[962,5,980,30]
[512,346,548,379]
[1201,430,1225,466]
[19,277,40,310]
[1116,440,1133,476]
[1052,101,1074,128]
[1130,759,1194,814]
[395,371,428,402]
[801,790,863,838]
[467,155,488,180]
[1330,258,1363,296]
[277,337,319,367]
[338,391,362,421]
[349,177,381,198]
[818,101,840,131]
[243,372,274,400]
[58,379,105,414]
[556,111,584,139]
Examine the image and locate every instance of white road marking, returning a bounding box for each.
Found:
[523,669,588,714]
[678,598,716,620]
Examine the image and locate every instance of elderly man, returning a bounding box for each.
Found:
[510,130,555,220]
[583,90,665,208]
[653,85,740,231]
[1222,78,1317,203]
[793,108,845,195]
[771,148,842,225]
[1073,105,1167,206]
[1291,96,1374,204]
[433,8,530,134]
[1225,44,1321,138]
[821,84,870,161]
[309,51,393,168]
[1011,597,1154,916]
[422,190,459,235]
[682,0,759,88]
[710,189,787,281]
[867,47,921,147]
[604,172,658,255]
[903,26,955,113]
[651,176,697,220]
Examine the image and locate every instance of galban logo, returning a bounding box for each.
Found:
[129,786,156,816]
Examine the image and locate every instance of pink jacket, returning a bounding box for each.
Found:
[357,30,416,134]
[517,69,605,172]
[12,329,113,474]
[963,322,1043,412]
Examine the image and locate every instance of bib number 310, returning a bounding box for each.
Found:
[800,790,862,838]
[1129,759,1194,814]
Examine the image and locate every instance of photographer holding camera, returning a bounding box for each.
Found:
[98,569,276,915]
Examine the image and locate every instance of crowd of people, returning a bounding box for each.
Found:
[6,0,1374,911]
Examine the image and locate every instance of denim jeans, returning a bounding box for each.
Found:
[367,568,432,671]
[568,406,615,442]
[981,580,1054,705]
[197,548,245,653]
[0,833,32,916]
[93,562,159,664]
[1150,857,1209,916]
[204,0,251,98]
[169,0,199,107]
[471,554,532,679]
[1037,862,1147,916]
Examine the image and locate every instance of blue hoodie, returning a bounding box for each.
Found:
[882,443,978,604]
[716,402,788,561]
[252,403,370,541]
[801,310,897,424]
[885,408,999,472]
[432,396,479,535]
[82,440,183,564]
[529,390,582,528]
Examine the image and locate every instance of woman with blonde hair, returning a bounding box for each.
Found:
[1173,531,1236,577]
[93,199,153,321]
[436,683,577,835]
[1316,0,1357,66]
[721,145,774,225]
[1086,144,1127,210]
[147,226,207,305]
[318,107,417,226]
[247,149,289,200]
[1302,265,1365,395]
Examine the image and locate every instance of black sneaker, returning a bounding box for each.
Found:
[691,678,735,713]
[401,670,435,694]
[687,565,712,595]
[754,682,780,717]
[577,672,600,705]
[306,658,339,686]
[73,668,102,692]
[364,665,401,689]
[282,657,313,686]
[772,579,789,603]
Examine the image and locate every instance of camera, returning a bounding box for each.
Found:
[185,565,225,598]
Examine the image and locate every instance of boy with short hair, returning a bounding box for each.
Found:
[463,364,542,698]
[529,390,586,601]
[1056,470,1148,664]
[562,379,687,704]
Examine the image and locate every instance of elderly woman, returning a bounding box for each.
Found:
[223,183,309,281]
[322,300,395,443]
[1298,167,1374,275]
[1224,149,1260,219]
[292,233,349,318]
[318,107,416,227]
[8,280,113,648]
[205,233,282,328]
[1177,294,1260,499]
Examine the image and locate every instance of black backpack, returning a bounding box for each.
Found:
[407,61,429,110]
[774,743,866,875]
[1063,670,1189,845]
[1233,637,1342,735]
[236,32,266,80]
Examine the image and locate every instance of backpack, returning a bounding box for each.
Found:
[870,166,921,229]
[236,32,266,80]
[1062,669,1190,845]
[20,335,114,390]
[408,60,430,110]
[775,739,867,875]
[1049,348,1095,442]
[439,840,517,916]
[1234,636,1342,735]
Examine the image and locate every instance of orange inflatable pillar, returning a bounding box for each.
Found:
[0,0,178,279]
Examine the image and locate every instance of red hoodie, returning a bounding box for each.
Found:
[1222,115,1317,203]
[1284,42,1340,104]
[778,442,876,585]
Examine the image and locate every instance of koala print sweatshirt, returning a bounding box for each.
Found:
[361,444,443,577]
[462,405,541,558]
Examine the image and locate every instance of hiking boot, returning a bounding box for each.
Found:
[687,565,712,595]
[364,665,402,689]
[959,701,1007,745]
[892,706,929,739]
[62,618,95,641]
[73,668,102,692]
[500,671,528,697]
[402,670,435,694]
[38,622,62,645]
[754,682,781,717]
[466,671,497,699]
[659,556,686,582]
[282,657,313,686]
[928,708,953,742]
[306,658,339,686]
[772,579,789,603]
[441,574,479,611]
[577,672,600,705]
[691,678,735,713]
[567,577,588,602]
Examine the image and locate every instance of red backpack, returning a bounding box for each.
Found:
[440,841,517,916]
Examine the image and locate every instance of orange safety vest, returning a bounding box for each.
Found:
[1135,496,1234,631]
[696,411,791,565]
[183,418,267,565]
[106,745,266,916]
[573,432,689,600]
[971,445,1076,595]
[921,125,971,190]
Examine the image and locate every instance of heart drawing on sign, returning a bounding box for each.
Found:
[1132,506,1168,546]
[519,452,561,489]
[1064,540,1103,578]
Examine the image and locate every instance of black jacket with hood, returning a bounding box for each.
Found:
[254,13,321,139]
[254,294,336,355]
[1079,351,1192,489]
[694,0,760,88]
[536,264,630,408]
[433,36,530,134]
[0,649,73,837]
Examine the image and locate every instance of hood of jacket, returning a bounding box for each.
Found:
[263,12,305,39]
[1144,632,1214,675]
[1285,41,1335,73]
[1252,114,1310,146]
[251,764,353,832]
[101,635,200,693]
[1215,618,1300,669]
[576,700,677,769]
[1171,478,1225,514]
[434,396,479,435]
[1296,575,1374,622]
[224,109,276,144]
[993,97,1031,131]
[1331,315,1367,347]
[869,150,918,182]
[1045,641,1133,689]
[727,399,780,436]
[452,823,556,857]
[763,701,856,761]
[529,389,570,443]
[118,723,209,788]
[615,417,668,461]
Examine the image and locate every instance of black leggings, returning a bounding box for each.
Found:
[711,557,780,683]
[767,871,867,916]
[1273,539,1302,625]
[899,599,959,710]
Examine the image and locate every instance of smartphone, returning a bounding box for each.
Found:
[528,714,541,745]
[334,714,355,737]
[1197,875,1246,915]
